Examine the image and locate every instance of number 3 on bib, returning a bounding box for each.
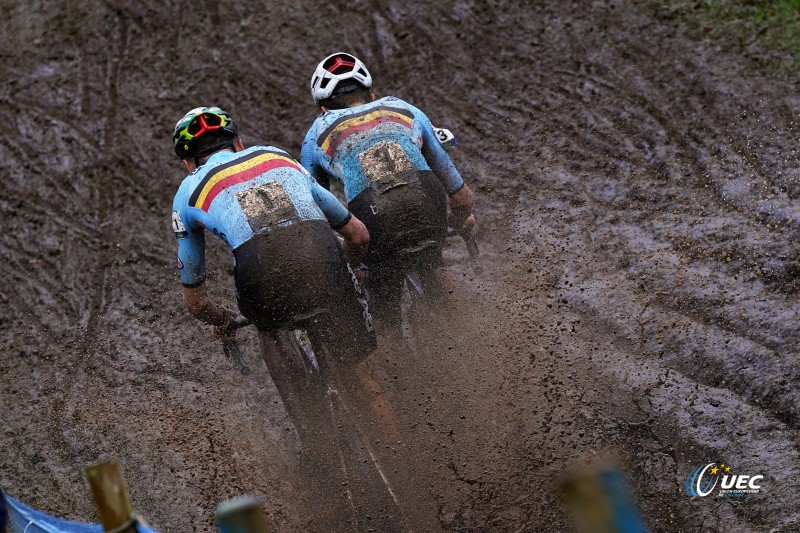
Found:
[433,127,457,148]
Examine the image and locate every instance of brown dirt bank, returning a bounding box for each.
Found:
[1,1,798,531]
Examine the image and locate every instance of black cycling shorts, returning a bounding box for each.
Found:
[348,170,448,272]
[233,219,375,356]
[348,170,448,322]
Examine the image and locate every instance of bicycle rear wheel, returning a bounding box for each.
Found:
[258,327,408,531]
[312,335,410,532]
[256,329,353,528]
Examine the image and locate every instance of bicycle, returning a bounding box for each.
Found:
[393,220,480,352]
[392,126,481,349]
[218,236,479,531]
[216,125,480,530]
[222,310,410,531]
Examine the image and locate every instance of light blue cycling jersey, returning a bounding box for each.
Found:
[300,96,464,203]
[172,145,351,287]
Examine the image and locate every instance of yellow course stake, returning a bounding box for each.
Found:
[85,459,137,533]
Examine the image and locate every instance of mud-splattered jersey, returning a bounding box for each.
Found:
[171,146,351,287]
[300,96,464,203]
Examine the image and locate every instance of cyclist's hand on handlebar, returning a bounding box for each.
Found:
[211,309,238,341]
[448,207,475,228]
[211,324,236,342]
[448,185,475,227]
[212,314,251,341]
[448,210,477,229]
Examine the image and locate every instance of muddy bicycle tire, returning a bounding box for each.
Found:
[258,327,408,531]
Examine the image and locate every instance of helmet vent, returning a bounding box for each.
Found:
[311,52,372,103]
[324,54,356,74]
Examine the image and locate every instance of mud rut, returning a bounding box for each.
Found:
[1,1,799,532]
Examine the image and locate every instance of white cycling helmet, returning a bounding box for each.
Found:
[310,52,372,104]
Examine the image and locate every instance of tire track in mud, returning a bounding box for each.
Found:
[2,1,799,531]
[549,19,799,233]
[586,167,793,418]
[43,6,130,492]
[491,216,800,531]
[1,3,117,512]
[480,10,799,529]
[409,3,799,529]
[474,5,800,427]
[75,6,130,351]
[4,96,102,153]
[546,52,800,427]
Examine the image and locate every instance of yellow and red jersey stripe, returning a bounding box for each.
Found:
[317,105,414,156]
[188,149,300,212]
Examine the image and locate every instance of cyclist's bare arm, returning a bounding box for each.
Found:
[448,184,476,226]
[336,214,370,265]
[183,283,236,338]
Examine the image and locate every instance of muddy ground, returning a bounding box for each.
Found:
[1,0,799,531]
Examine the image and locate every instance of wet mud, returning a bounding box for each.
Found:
[1,1,798,531]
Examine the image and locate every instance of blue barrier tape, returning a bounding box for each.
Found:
[5,495,159,533]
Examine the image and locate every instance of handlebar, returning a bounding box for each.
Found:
[222,315,251,375]
[230,315,251,329]
[447,222,482,273]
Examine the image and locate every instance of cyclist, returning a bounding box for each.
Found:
[301,52,476,325]
[171,106,375,364]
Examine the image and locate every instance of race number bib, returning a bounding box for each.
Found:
[433,126,457,148]
[236,181,298,233]
[358,141,414,193]
[171,211,187,239]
